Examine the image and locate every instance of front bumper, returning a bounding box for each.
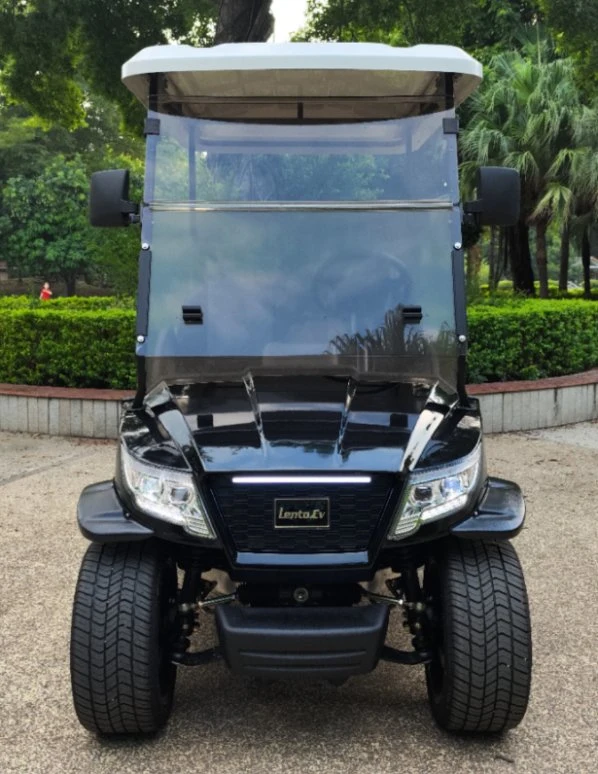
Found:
[216,604,389,681]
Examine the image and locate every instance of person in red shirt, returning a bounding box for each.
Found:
[40,282,53,301]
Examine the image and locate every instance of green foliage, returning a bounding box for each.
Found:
[0,1,272,128]
[461,47,581,211]
[0,306,136,388]
[0,94,144,184]
[0,0,218,128]
[0,295,135,309]
[0,147,142,295]
[299,0,542,52]
[0,155,95,292]
[541,0,598,95]
[478,279,598,300]
[460,45,587,297]
[467,300,598,382]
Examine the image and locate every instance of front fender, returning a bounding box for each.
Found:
[450,477,525,540]
[77,481,154,543]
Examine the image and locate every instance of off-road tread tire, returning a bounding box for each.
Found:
[426,539,532,734]
[70,541,176,735]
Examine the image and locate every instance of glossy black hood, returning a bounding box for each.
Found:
[120,376,481,476]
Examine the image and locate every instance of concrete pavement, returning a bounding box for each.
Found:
[0,427,597,774]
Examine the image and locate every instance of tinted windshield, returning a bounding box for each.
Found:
[141,110,460,389]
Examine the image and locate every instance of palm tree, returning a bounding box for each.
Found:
[563,104,598,297]
[461,45,581,297]
[539,101,598,296]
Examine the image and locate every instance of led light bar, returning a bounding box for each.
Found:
[232,475,372,485]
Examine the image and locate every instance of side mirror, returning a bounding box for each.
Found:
[465,166,520,227]
[89,169,137,227]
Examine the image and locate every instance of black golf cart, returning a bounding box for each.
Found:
[71,42,532,736]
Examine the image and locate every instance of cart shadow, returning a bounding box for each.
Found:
[91,661,518,770]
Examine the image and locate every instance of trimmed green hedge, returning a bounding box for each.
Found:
[0,308,136,388]
[478,279,598,300]
[1,297,597,388]
[468,300,598,382]
[0,295,134,310]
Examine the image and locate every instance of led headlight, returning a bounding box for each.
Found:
[389,444,482,540]
[121,447,215,539]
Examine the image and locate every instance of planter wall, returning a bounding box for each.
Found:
[1,372,597,440]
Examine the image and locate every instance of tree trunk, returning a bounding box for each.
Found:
[214,0,274,44]
[507,220,535,295]
[488,226,501,291]
[558,222,570,293]
[535,220,549,298]
[582,226,591,299]
[64,273,77,296]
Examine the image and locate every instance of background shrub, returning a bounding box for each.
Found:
[478,279,598,300]
[467,300,598,382]
[0,306,136,388]
[0,295,134,310]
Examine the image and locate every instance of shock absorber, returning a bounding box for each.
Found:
[391,562,430,652]
[172,559,214,659]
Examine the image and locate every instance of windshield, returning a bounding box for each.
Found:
[141,109,461,390]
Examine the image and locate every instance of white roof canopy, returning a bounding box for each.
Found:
[122,42,482,112]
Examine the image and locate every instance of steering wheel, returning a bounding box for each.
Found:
[311,249,414,332]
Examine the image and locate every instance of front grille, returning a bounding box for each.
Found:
[208,476,396,554]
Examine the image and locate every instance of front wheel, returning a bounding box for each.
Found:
[425,540,532,734]
[70,541,178,735]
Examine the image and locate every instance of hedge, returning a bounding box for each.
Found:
[1,298,597,388]
[0,295,134,310]
[467,300,598,382]
[478,279,598,300]
[0,308,136,388]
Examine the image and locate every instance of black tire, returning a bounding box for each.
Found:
[425,539,532,734]
[70,541,178,735]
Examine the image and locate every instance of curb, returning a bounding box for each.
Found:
[1,373,597,439]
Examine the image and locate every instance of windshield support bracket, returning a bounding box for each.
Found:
[136,249,152,337]
[452,246,468,401]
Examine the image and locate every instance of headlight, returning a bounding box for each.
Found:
[389,444,482,540]
[121,447,215,539]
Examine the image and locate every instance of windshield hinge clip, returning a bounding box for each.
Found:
[182,306,204,325]
[443,117,460,135]
[402,306,423,324]
[144,117,161,136]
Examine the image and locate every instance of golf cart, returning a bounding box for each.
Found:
[71,42,532,736]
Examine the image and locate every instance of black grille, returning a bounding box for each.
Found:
[208,477,396,554]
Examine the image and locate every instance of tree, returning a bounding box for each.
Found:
[0,155,100,294]
[299,0,542,53]
[541,0,598,95]
[0,1,273,129]
[461,47,582,297]
[0,94,145,293]
[0,106,46,184]
[553,104,598,296]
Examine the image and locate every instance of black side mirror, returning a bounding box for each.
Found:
[465,166,520,227]
[89,169,137,227]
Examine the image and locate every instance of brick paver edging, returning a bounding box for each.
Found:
[1,371,597,438]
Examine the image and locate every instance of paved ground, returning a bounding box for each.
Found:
[0,426,597,774]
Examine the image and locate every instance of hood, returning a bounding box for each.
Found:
[121,376,479,475]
